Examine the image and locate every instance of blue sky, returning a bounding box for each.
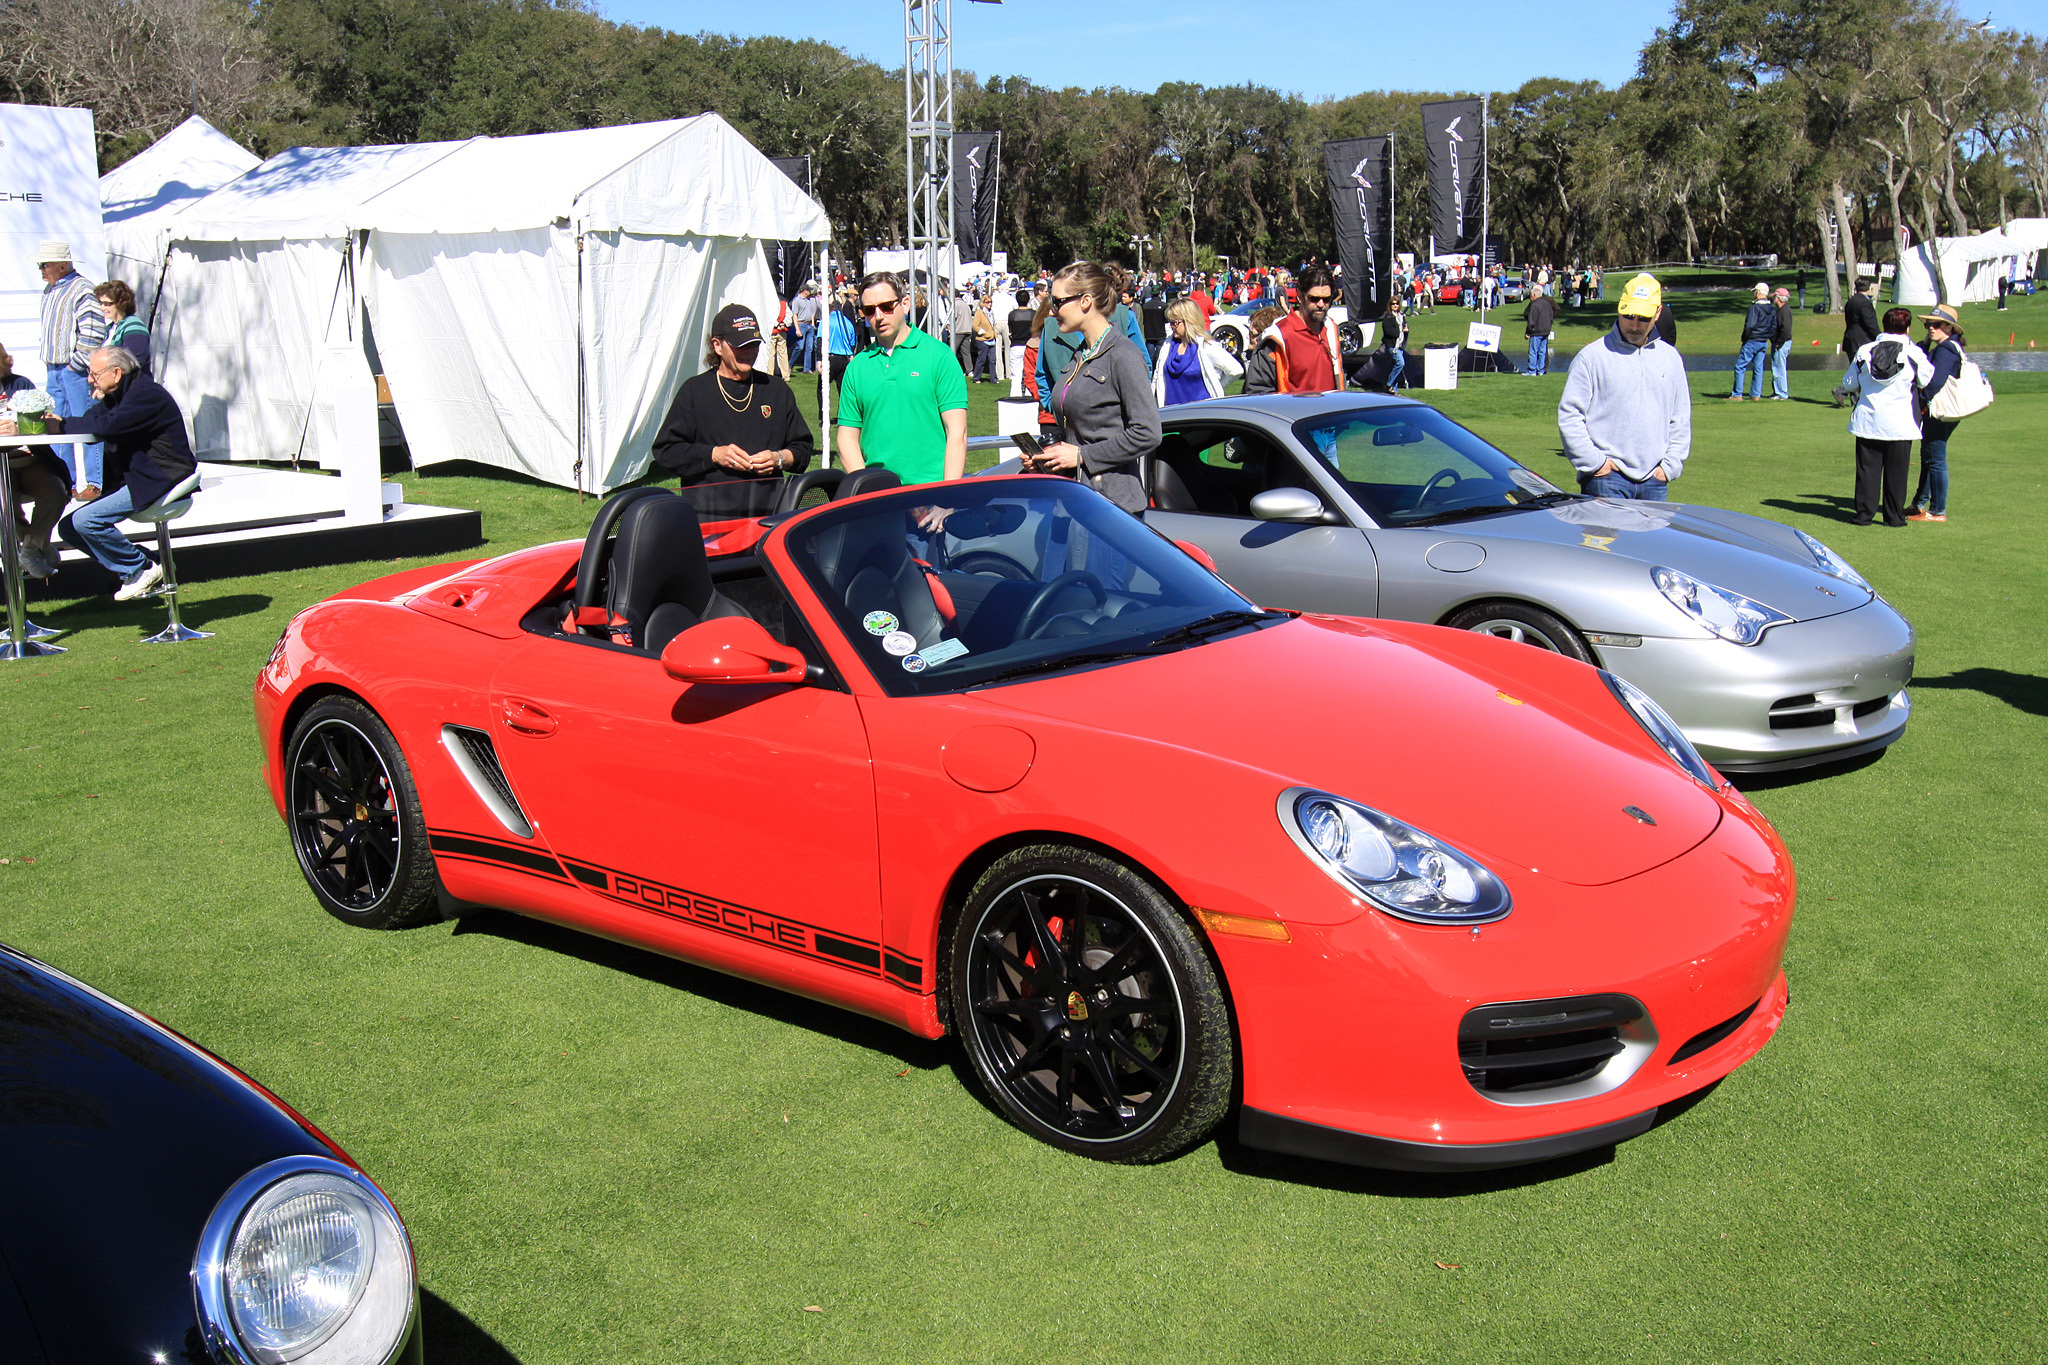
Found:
[595,0,2048,98]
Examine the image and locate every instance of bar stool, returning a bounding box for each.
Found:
[132,470,212,644]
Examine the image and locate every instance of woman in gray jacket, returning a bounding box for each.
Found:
[1032,260,1159,514]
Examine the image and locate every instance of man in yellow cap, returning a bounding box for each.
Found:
[1557,272,1690,501]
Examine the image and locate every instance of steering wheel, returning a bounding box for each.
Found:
[1017,570,1106,640]
[1410,467,1463,512]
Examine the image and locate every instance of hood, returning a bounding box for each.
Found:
[0,946,332,1365]
[976,615,1722,887]
[1456,499,1871,622]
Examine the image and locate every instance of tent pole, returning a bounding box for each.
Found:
[819,235,833,468]
[575,234,587,503]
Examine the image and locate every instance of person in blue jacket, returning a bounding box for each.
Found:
[50,347,197,600]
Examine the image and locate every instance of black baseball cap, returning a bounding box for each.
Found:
[711,304,763,347]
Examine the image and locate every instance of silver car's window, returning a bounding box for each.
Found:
[1149,426,1318,519]
[1292,406,1564,526]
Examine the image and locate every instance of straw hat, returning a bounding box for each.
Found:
[1919,303,1962,330]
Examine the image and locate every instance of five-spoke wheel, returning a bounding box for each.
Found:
[286,696,439,928]
[949,845,1231,1162]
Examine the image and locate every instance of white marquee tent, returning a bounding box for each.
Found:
[99,115,261,323]
[1893,218,2048,307]
[153,115,829,492]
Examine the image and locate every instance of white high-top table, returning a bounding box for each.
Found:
[1,432,91,660]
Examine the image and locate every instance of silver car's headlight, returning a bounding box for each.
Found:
[1602,670,1720,790]
[1279,787,1511,925]
[1792,528,1873,592]
[1651,565,1791,645]
[194,1155,417,1365]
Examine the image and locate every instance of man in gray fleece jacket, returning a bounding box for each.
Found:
[1557,272,1690,501]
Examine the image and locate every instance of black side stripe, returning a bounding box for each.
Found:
[884,952,921,984]
[430,833,566,878]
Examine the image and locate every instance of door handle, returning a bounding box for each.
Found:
[501,698,557,737]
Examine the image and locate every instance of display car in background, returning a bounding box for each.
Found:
[257,474,1795,1171]
[1124,394,1912,773]
[0,942,422,1365]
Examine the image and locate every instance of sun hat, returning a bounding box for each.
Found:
[1919,303,1963,329]
[710,303,762,348]
[33,240,72,265]
[1617,273,1662,319]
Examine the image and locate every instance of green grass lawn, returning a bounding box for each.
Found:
[4,372,2044,1363]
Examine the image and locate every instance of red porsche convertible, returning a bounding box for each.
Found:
[256,474,1794,1171]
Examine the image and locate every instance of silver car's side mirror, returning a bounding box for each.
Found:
[1250,487,1333,524]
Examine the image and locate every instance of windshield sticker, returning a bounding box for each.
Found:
[915,638,969,666]
[881,630,917,656]
[862,610,899,636]
[902,654,929,673]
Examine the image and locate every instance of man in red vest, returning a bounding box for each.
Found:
[1267,264,1342,392]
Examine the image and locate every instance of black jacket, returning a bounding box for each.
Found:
[1525,296,1556,337]
[1655,304,1678,347]
[1843,293,1879,353]
[1741,300,1779,342]
[650,369,814,488]
[1773,302,1793,346]
[63,370,195,510]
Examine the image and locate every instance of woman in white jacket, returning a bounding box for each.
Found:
[1153,299,1243,405]
[1840,306,1933,526]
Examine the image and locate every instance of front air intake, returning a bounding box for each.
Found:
[441,725,533,839]
[1458,993,1656,1106]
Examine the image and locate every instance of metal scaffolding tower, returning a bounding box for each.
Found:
[904,0,955,335]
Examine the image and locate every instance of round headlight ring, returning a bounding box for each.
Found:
[1278,788,1511,926]
[193,1155,417,1365]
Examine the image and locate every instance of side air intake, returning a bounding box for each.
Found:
[440,725,534,839]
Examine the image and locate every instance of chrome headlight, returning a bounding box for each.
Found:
[1651,565,1791,645]
[1602,670,1719,790]
[1279,787,1511,925]
[1793,528,1872,592]
[194,1155,417,1365]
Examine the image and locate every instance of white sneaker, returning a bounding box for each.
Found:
[114,560,164,601]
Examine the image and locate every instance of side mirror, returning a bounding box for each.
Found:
[1249,487,1333,524]
[661,617,808,685]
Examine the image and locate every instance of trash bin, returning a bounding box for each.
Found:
[996,398,1040,436]
[1423,343,1459,390]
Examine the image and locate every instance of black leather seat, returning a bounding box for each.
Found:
[807,510,945,649]
[835,467,903,499]
[604,494,749,654]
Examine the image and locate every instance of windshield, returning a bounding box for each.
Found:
[1292,405,1567,527]
[783,478,1268,697]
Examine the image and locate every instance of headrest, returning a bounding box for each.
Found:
[836,467,903,500]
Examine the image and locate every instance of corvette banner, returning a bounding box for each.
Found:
[1321,136,1393,319]
[1420,98,1485,254]
[767,156,813,300]
[951,132,1001,265]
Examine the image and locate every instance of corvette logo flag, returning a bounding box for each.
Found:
[1421,99,1485,254]
[1322,137,1392,320]
[767,156,814,301]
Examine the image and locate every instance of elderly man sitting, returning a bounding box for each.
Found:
[49,346,197,601]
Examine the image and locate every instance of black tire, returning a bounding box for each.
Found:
[948,845,1232,1163]
[285,696,440,929]
[1444,600,1595,663]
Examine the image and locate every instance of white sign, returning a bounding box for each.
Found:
[0,105,106,369]
[1466,322,1502,353]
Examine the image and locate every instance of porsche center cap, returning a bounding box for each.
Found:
[1065,990,1090,1021]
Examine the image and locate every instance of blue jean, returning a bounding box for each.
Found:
[1387,349,1406,389]
[1913,420,1954,514]
[1525,335,1550,374]
[60,484,150,577]
[46,364,102,487]
[1583,470,1671,500]
[1732,340,1770,397]
[1771,341,1792,398]
[793,327,816,372]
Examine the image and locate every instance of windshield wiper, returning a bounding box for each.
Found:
[1141,608,1278,650]
[974,648,1160,686]
[1410,493,1579,526]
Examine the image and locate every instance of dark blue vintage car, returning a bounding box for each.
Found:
[0,942,422,1365]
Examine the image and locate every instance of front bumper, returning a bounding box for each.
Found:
[1595,598,1914,770]
[1240,1103,1657,1172]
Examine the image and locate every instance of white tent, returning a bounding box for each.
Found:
[155,115,829,491]
[99,115,260,322]
[1894,218,2048,307]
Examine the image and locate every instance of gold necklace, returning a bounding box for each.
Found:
[716,371,756,412]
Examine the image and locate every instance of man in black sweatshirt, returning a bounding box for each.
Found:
[650,303,814,510]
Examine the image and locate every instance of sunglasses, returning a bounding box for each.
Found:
[861,299,901,316]
[1052,293,1085,310]
[1303,292,1336,306]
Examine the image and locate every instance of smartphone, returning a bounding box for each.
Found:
[1009,432,1044,458]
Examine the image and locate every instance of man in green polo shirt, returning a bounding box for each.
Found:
[836,271,968,485]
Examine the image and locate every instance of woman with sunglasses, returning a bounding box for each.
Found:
[1907,304,1966,523]
[1026,261,1158,514]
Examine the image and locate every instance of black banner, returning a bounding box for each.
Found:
[1421,99,1484,253]
[951,132,1000,264]
[1322,136,1393,320]
[767,156,813,301]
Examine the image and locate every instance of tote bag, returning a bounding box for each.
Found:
[1929,347,1994,421]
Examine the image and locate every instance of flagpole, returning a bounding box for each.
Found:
[1478,93,1490,327]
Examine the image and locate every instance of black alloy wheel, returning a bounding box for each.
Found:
[286,696,440,929]
[949,845,1232,1162]
[1444,600,1596,664]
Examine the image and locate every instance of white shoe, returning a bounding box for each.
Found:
[114,560,164,601]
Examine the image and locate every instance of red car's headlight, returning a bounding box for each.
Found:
[1278,787,1512,926]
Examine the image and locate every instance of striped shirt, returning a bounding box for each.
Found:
[41,271,106,374]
